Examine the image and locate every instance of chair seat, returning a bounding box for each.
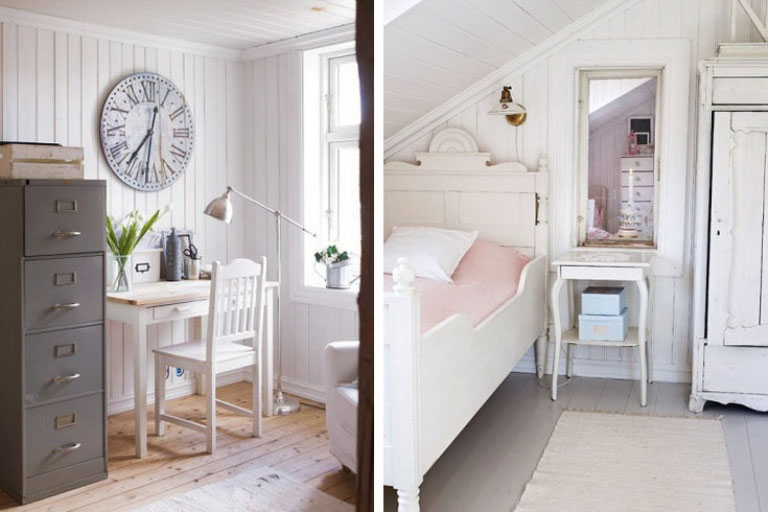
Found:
[154,340,255,363]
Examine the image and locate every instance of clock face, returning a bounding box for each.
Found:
[99,73,194,191]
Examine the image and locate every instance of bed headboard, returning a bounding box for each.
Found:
[384,128,549,258]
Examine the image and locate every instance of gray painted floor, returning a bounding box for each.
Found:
[384,374,768,512]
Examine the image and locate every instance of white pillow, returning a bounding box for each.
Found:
[384,226,478,282]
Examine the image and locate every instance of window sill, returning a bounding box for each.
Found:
[290,284,359,311]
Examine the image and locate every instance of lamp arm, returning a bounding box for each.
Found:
[226,186,317,237]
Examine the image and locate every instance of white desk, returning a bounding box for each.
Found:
[106,279,277,458]
[550,250,653,406]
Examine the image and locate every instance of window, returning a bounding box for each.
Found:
[301,44,361,293]
[579,69,660,248]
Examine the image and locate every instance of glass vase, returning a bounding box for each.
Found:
[108,254,133,292]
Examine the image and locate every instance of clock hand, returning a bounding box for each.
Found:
[126,106,159,169]
[143,107,159,182]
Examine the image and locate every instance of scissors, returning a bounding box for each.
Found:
[183,243,199,260]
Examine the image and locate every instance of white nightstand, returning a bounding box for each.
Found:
[550,250,653,406]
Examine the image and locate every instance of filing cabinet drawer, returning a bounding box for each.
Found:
[26,394,104,477]
[25,256,104,331]
[25,325,103,405]
[25,185,105,256]
[152,300,209,321]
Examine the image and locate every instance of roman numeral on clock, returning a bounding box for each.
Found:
[111,106,130,119]
[168,105,185,121]
[107,124,125,137]
[125,85,140,107]
[126,158,142,179]
[110,141,128,160]
[173,128,190,138]
[169,144,187,160]
[142,80,156,102]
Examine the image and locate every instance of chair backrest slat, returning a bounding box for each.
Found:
[206,258,267,365]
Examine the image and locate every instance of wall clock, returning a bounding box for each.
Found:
[99,72,194,191]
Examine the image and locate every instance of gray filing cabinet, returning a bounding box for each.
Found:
[0,179,107,503]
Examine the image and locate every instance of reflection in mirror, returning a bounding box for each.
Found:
[585,73,658,247]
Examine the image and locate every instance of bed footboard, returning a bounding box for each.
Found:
[383,256,547,512]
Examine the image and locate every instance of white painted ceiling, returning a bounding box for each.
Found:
[0,0,355,49]
[384,0,613,138]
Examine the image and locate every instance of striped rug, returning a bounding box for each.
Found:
[515,410,736,512]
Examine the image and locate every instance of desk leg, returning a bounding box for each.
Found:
[551,277,565,401]
[636,278,649,407]
[132,310,148,458]
[262,290,274,417]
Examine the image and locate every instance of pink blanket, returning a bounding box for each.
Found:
[384,240,530,333]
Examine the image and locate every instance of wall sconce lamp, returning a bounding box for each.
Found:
[488,86,527,126]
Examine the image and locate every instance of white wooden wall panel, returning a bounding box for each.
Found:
[386,0,768,383]
[0,18,249,413]
[242,52,359,402]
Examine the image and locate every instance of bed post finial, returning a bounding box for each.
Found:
[393,258,416,295]
[537,156,548,173]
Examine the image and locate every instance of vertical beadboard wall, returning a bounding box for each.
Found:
[386,0,761,383]
[0,20,251,413]
[242,52,359,402]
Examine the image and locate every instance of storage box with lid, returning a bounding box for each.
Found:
[579,307,629,341]
[581,286,626,316]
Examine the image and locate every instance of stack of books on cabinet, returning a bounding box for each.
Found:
[578,286,629,341]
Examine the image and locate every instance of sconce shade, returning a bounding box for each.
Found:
[488,85,527,126]
[203,190,233,224]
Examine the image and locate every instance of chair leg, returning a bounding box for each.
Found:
[252,361,262,438]
[155,358,165,437]
[206,371,216,454]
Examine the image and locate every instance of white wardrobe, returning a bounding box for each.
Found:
[691,45,768,413]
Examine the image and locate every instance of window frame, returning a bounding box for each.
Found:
[292,42,359,310]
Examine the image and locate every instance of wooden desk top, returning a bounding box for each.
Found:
[107,279,277,307]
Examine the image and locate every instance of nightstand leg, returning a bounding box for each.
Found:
[566,343,574,378]
[551,277,565,400]
[637,278,649,407]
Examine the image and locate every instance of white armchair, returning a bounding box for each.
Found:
[323,341,359,472]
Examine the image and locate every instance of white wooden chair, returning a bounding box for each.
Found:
[153,257,267,454]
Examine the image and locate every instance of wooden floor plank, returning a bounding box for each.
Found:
[595,378,633,413]
[745,410,768,512]
[0,383,351,511]
[722,410,762,512]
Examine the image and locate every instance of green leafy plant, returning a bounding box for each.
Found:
[314,244,350,266]
[106,206,170,257]
[106,206,169,291]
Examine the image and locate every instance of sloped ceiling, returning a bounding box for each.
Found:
[0,0,355,50]
[384,0,614,138]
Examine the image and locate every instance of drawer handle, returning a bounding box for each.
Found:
[52,231,82,238]
[52,302,80,310]
[174,306,192,313]
[52,442,82,454]
[52,373,81,383]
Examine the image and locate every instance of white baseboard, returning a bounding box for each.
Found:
[514,351,692,384]
[107,370,247,416]
[242,371,327,404]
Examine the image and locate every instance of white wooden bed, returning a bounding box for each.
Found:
[382,129,549,512]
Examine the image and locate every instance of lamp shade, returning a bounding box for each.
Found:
[203,189,233,224]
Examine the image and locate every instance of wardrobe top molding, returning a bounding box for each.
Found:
[0,6,354,62]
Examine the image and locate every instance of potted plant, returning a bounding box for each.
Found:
[106,206,169,292]
[314,245,354,289]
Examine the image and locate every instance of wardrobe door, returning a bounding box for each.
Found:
[708,111,768,347]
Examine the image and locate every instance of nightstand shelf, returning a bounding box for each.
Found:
[560,327,640,347]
